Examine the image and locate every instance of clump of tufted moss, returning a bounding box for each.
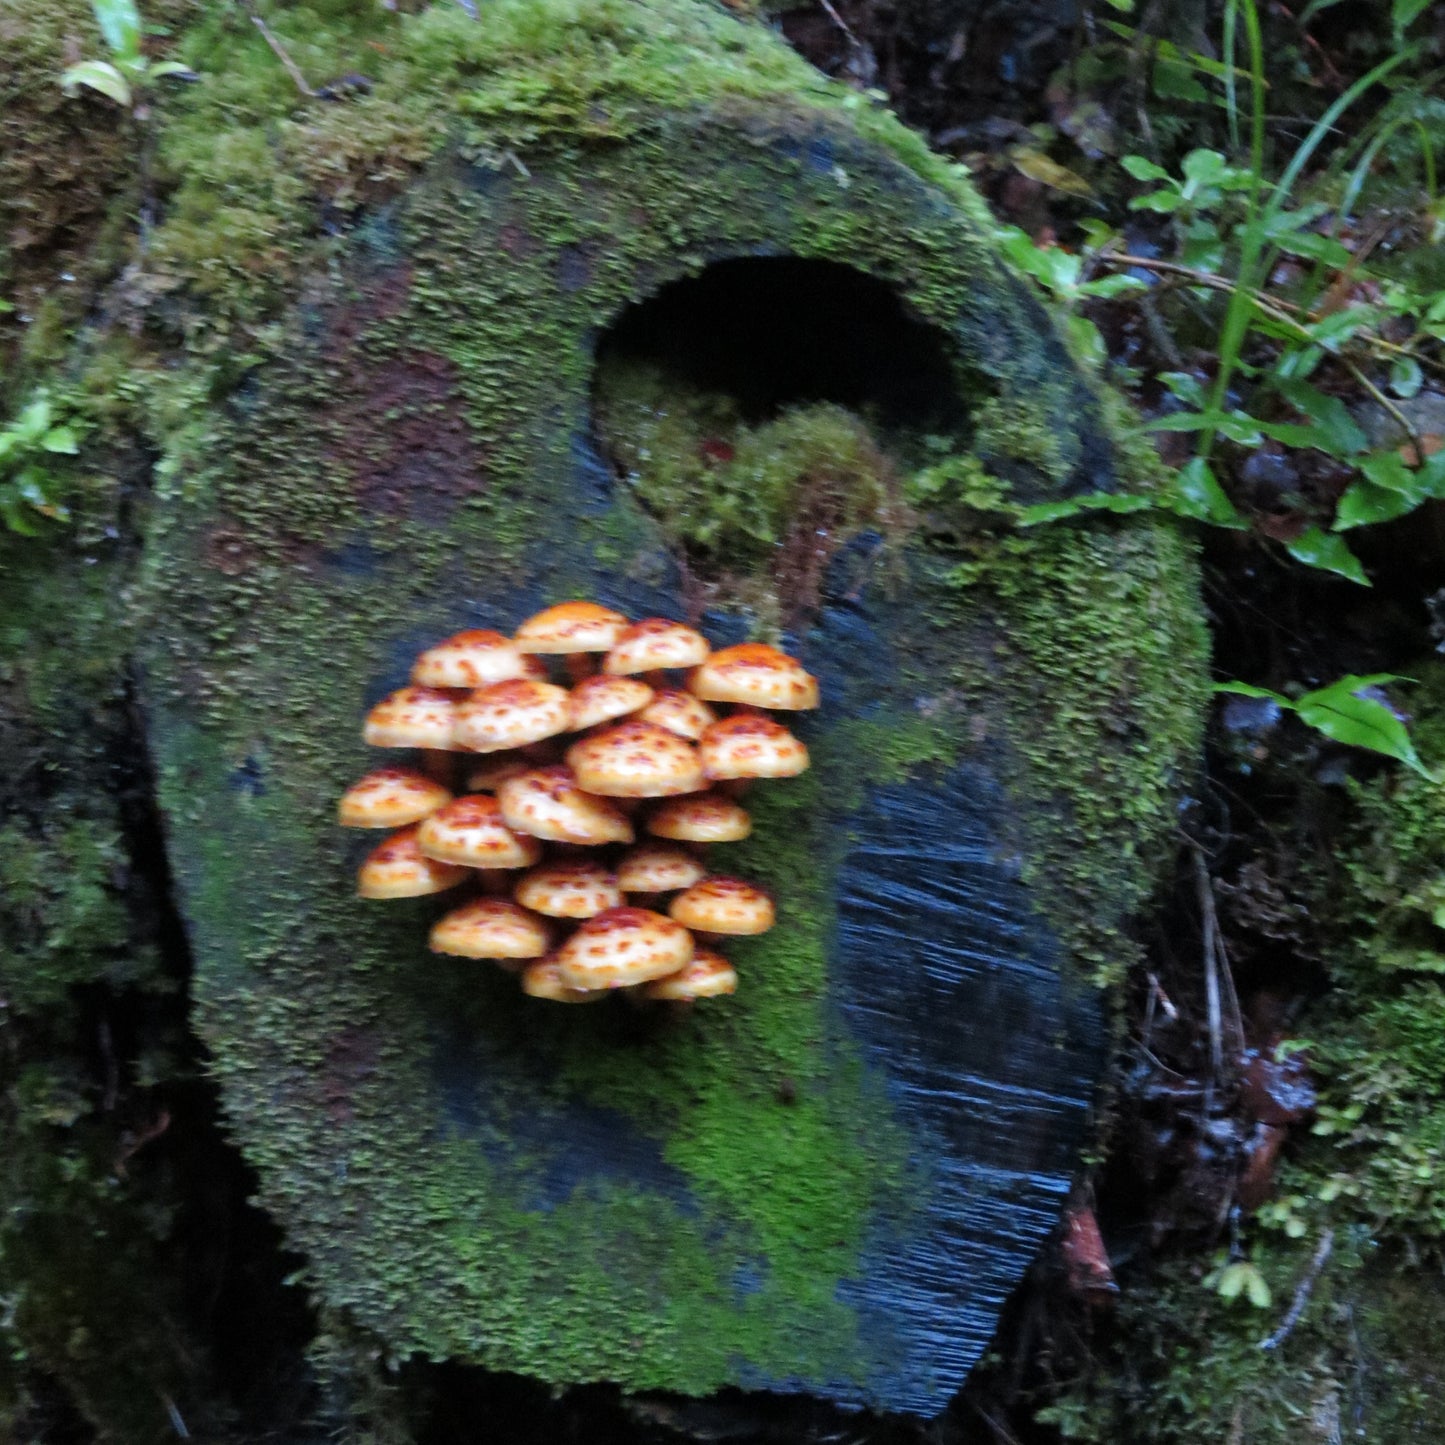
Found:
[593,356,894,569]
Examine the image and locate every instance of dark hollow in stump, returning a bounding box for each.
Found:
[134,27,1206,1418]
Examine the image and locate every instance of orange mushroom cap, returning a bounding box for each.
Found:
[514,601,629,654]
[429,898,552,958]
[553,906,695,989]
[645,790,752,843]
[452,679,571,753]
[566,674,654,732]
[520,958,608,1003]
[496,765,635,845]
[338,768,453,828]
[415,794,543,869]
[565,720,704,798]
[357,826,469,899]
[636,688,718,741]
[642,949,738,1000]
[687,642,819,710]
[669,876,776,935]
[411,630,532,689]
[514,859,623,918]
[616,843,708,893]
[603,618,711,674]
[363,687,464,749]
[698,713,809,781]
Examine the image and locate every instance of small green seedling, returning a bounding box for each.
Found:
[60,0,195,112]
[0,394,79,535]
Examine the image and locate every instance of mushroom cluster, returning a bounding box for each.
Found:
[338,602,818,1005]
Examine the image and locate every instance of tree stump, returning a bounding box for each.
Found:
[3,0,1206,1422]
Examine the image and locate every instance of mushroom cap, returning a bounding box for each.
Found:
[357,826,469,898]
[363,687,464,749]
[669,876,776,934]
[338,768,453,828]
[520,958,608,1003]
[514,859,624,918]
[687,642,819,710]
[496,765,635,845]
[411,630,532,690]
[698,713,809,781]
[429,898,552,958]
[416,794,543,868]
[553,906,695,989]
[464,754,533,793]
[603,618,711,674]
[645,790,752,843]
[452,679,571,753]
[637,688,718,741]
[642,949,738,1000]
[566,674,654,732]
[616,843,708,893]
[514,601,629,654]
[565,720,704,798]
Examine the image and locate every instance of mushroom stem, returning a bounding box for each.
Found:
[565,653,599,683]
[421,748,458,787]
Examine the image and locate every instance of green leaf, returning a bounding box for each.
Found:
[1011,149,1093,197]
[1273,379,1370,455]
[40,425,78,455]
[93,0,142,60]
[1245,1270,1273,1309]
[1214,680,1289,703]
[1333,479,1422,531]
[1271,230,1354,266]
[60,59,132,107]
[1295,674,1433,776]
[1076,273,1147,299]
[1146,409,1262,444]
[1393,0,1432,33]
[1390,356,1424,399]
[146,58,197,81]
[1284,526,1370,584]
[1172,457,1247,528]
[1360,449,1419,494]
[1015,492,1156,526]
[1120,154,1171,183]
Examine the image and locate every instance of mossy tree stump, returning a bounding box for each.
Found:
[3,0,1207,1422]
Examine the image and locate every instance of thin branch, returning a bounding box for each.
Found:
[1097,251,1445,378]
[1191,846,1245,1082]
[1259,1228,1335,1351]
[249,13,316,97]
[818,0,863,49]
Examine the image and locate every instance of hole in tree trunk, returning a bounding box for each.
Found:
[591,256,974,621]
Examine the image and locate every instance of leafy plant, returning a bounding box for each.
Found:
[1204,1255,1273,1309]
[60,0,195,112]
[1215,674,1434,777]
[0,395,79,535]
[999,0,1445,587]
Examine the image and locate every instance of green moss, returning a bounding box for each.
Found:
[931,519,1209,986]
[594,357,894,570]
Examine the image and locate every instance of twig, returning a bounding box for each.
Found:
[249,14,316,97]
[1098,251,1445,378]
[1339,354,1426,463]
[817,0,865,55]
[1259,1228,1334,1351]
[1191,846,1245,1082]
